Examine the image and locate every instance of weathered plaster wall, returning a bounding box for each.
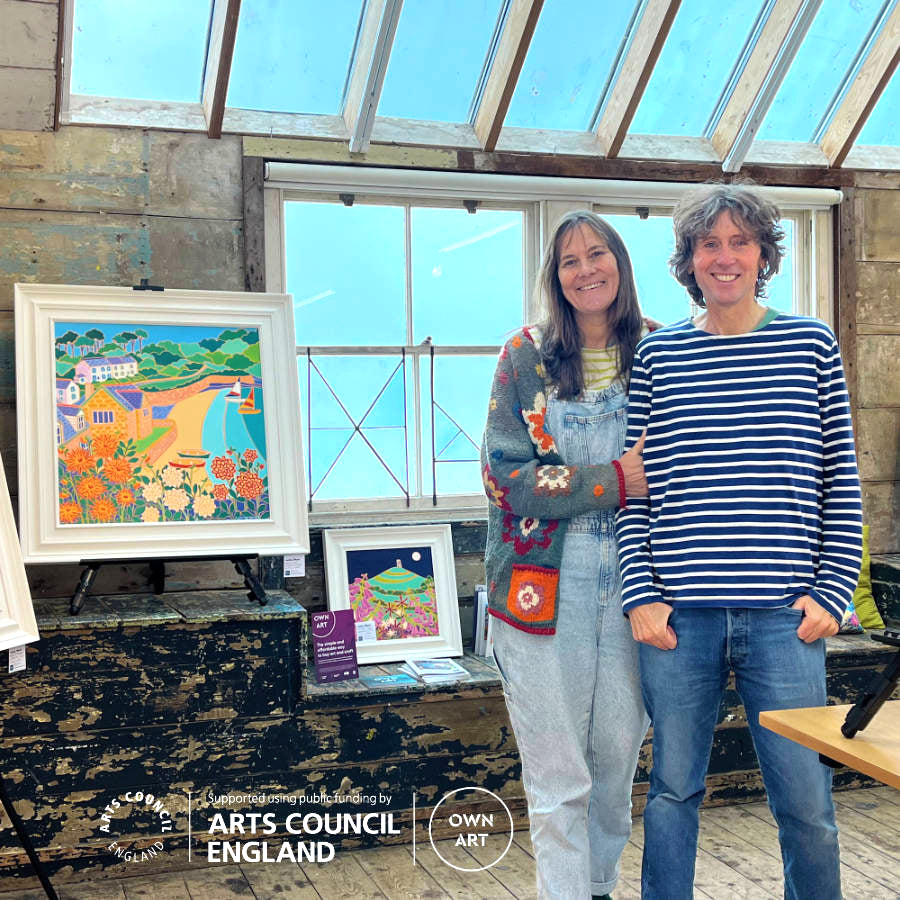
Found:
[855,185,900,554]
[0,0,56,132]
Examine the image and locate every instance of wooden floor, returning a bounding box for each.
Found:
[4,787,898,899]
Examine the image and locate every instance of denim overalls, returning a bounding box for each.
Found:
[493,381,649,900]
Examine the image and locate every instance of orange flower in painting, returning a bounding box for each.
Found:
[76,475,106,500]
[234,471,264,500]
[89,497,117,522]
[59,502,81,524]
[64,447,95,474]
[243,449,258,464]
[213,483,228,501]
[104,457,134,484]
[91,431,121,459]
[211,456,236,480]
[116,488,135,507]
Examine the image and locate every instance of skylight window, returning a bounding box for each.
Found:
[630,0,764,136]
[505,0,638,130]
[758,0,890,141]
[71,0,212,102]
[227,0,363,114]
[857,67,899,144]
[378,0,504,123]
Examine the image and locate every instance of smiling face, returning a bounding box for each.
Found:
[556,223,620,328]
[690,210,764,311]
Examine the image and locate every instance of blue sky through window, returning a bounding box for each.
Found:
[505,1,637,130]
[378,0,503,122]
[72,0,211,101]
[227,0,362,113]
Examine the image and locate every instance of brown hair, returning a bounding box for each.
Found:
[538,211,642,399]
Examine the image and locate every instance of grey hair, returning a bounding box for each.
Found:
[669,184,786,308]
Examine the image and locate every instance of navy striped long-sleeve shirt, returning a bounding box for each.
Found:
[617,314,863,622]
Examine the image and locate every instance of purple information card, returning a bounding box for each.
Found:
[311,609,359,684]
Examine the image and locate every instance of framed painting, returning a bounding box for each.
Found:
[323,524,462,664]
[15,283,309,563]
[0,451,39,650]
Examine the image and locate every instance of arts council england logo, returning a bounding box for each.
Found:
[96,790,174,863]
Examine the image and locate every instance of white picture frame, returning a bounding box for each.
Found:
[323,524,462,665]
[15,283,309,563]
[0,451,39,650]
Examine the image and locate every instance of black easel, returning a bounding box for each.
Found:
[820,629,900,766]
[70,554,267,614]
[0,778,57,899]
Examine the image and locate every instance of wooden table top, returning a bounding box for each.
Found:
[759,701,900,790]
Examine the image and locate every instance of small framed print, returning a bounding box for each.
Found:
[323,524,462,665]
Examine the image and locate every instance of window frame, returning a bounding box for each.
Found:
[263,164,841,524]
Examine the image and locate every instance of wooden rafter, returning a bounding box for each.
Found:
[202,0,242,139]
[473,0,544,152]
[821,3,900,167]
[711,0,819,172]
[595,0,681,158]
[343,0,404,154]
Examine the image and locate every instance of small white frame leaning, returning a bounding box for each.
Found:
[15,283,309,563]
[0,451,39,650]
[323,524,462,665]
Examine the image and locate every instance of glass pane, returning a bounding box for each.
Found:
[505,1,637,130]
[227,0,362,113]
[411,207,523,345]
[600,214,689,326]
[72,0,211,101]
[379,0,504,122]
[630,0,764,136]
[766,219,794,313]
[421,356,495,497]
[857,67,899,145]
[758,0,888,141]
[300,355,411,500]
[285,202,406,346]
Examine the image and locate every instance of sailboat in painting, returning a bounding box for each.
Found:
[226,378,242,401]
[239,386,261,415]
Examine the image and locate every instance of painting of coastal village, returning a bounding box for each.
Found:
[53,321,269,525]
[346,546,439,641]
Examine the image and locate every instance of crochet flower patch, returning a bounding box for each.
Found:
[534,465,574,497]
[482,465,511,510]
[507,563,557,624]
[501,512,558,555]
[520,391,557,455]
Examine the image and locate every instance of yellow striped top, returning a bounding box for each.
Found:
[581,346,619,390]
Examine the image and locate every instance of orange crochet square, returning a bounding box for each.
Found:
[507,564,558,624]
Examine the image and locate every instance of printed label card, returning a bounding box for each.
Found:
[311,609,358,683]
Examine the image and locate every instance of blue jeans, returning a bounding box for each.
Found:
[639,607,841,900]
[493,383,649,899]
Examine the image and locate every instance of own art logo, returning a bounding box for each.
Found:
[96,790,174,863]
[428,787,514,872]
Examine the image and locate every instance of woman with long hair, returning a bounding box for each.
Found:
[481,211,655,899]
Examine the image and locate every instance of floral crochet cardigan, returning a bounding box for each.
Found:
[481,326,626,634]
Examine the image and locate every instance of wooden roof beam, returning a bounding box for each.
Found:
[821,3,900,167]
[343,0,404,154]
[473,0,544,152]
[202,0,241,139]
[595,0,681,158]
[711,0,821,173]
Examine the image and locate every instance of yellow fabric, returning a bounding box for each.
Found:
[852,525,884,630]
[581,346,618,391]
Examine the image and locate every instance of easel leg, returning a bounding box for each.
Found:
[70,563,100,615]
[0,778,57,899]
[232,557,268,606]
